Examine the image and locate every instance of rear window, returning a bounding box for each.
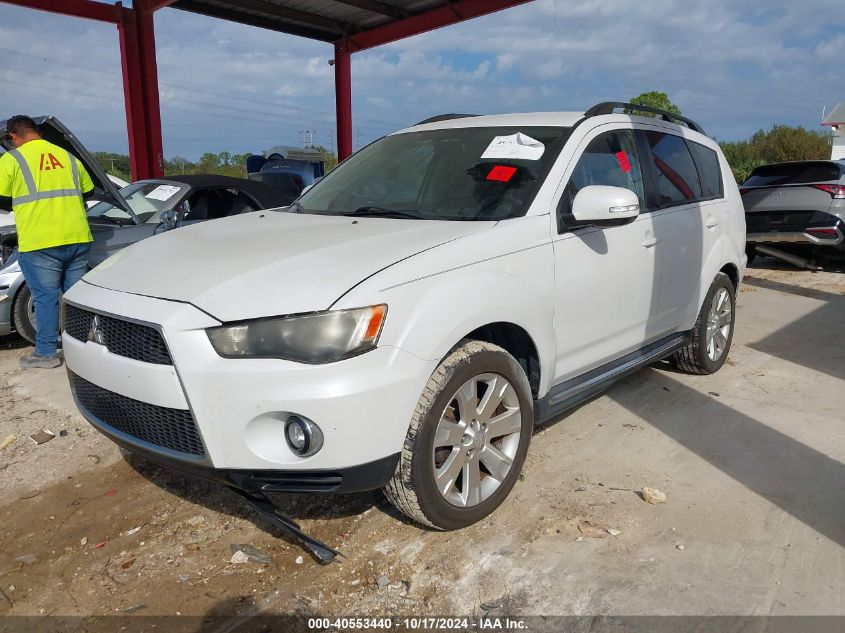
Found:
[744,162,841,186]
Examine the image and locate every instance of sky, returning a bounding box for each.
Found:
[0,0,841,160]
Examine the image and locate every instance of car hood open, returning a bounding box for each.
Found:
[84,211,493,322]
[0,116,134,219]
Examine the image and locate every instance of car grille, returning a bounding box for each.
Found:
[70,372,205,457]
[63,304,173,365]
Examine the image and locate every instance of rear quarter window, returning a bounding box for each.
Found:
[688,141,724,198]
[744,162,841,186]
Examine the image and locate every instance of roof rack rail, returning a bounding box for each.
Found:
[584,102,706,135]
[415,113,479,125]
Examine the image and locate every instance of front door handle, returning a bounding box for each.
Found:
[642,236,660,248]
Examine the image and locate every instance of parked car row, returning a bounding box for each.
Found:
[0,117,288,342]
[53,102,745,559]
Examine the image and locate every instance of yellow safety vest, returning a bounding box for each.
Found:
[0,138,94,252]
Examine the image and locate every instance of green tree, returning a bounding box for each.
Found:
[198,152,221,171]
[92,151,131,182]
[718,141,765,183]
[626,91,682,118]
[748,125,830,164]
[718,125,831,183]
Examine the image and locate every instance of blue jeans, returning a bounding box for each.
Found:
[18,243,91,356]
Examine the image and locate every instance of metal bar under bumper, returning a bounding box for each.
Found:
[747,227,843,246]
[230,488,342,564]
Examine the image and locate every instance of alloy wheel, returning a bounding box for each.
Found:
[705,287,732,361]
[432,373,522,507]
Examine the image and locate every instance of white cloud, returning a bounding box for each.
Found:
[0,0,840,158]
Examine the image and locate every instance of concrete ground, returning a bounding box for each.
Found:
[0,260,843,622]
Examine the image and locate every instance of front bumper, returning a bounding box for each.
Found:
[62,280,435,488]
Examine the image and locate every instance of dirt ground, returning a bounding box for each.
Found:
[0,258,843,625]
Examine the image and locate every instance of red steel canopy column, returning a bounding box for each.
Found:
[1,0,166,180]
[332,0,533,160]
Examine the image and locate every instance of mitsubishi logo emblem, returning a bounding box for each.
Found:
[87,315,106,345]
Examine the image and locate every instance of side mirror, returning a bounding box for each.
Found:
[571,185,640,227]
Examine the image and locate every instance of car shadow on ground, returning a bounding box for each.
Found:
[742,272,845,382]
[0,332,28,351]
[122,451,387,560]
[609,368,845,549]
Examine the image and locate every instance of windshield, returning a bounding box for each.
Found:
[297,126,570,221]
[87,181,187,224]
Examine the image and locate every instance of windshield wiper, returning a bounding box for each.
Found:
[342,206,423,220]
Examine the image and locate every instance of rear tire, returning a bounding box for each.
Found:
[12,284,36,346]
[672,272,735,375]
[384,340,533,530]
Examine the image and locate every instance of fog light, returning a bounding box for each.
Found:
[284,415,323,457]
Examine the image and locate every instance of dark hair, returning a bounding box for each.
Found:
[6,115,39,137]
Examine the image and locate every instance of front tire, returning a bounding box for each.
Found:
[384,340,533,530]
[12,284,36,345]
[672,272,736,375]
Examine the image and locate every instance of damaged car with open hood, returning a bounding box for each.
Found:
[0,116,286,343]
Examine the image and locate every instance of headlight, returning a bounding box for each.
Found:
[207,304,387,363]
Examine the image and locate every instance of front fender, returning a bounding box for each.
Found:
[338,239,556,397]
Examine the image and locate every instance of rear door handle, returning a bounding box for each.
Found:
[642,236,660,248]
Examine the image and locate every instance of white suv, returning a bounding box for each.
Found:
[63,102,745,558]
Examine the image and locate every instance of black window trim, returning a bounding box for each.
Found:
[556,127,646,234]
[636,128,725,211]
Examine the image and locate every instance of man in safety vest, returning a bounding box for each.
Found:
[0,115,94,369]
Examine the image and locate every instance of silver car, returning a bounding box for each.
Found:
[742,159,845,260]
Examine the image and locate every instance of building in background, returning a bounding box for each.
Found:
[822,102,845,160]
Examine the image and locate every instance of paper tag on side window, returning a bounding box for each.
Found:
[145,185,181,201]
[481,133,545,161]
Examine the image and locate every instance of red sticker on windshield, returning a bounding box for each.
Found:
[487,165,518,182]
[615,151,631,173]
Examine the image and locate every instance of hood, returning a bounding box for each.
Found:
[0,116,133,219]
[84,211,493,321]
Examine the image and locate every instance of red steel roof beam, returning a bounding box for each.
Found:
[344,0,534,53]
[0,0,122,23]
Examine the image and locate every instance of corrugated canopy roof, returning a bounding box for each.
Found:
[822,102,845,126]
[171,0,457,43]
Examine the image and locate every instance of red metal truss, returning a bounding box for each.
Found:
[0,0,122,23]
[2,0,535,170]
[345,0,534,52]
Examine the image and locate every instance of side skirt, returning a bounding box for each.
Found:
[534,331,691,425]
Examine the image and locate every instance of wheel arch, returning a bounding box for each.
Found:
[462,322,541,398]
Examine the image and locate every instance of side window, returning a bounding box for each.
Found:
[558,129,644,231]
[643,131,703,206]
[688,141,724,199]
[182,189,211,221]
[226,189,260,216]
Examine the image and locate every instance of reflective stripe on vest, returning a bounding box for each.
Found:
[8,148,82,206]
